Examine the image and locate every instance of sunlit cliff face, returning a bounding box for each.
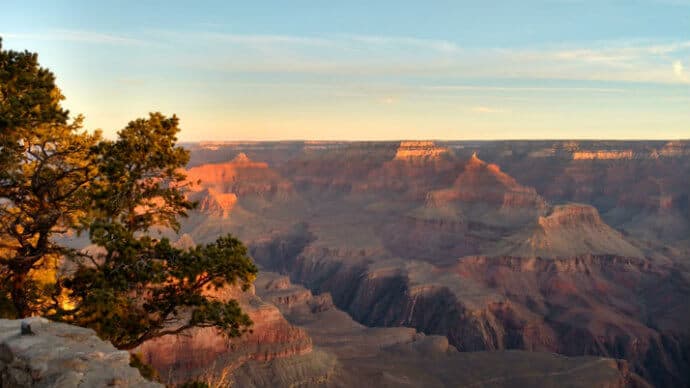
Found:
[393,141,450,161]
[572,150,634,160]
[168,140,690,387]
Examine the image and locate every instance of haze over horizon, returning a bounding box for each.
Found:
[2,0,689,141]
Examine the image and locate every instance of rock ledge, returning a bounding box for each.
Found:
[0,317,161,388]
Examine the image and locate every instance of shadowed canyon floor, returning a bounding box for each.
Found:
[69,140,690,387]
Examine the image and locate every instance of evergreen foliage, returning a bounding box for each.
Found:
[0,37,257,349]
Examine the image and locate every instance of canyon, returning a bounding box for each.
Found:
[126,267,643,387]
[131,140,689,386]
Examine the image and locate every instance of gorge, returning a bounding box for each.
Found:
[141,140,690,387]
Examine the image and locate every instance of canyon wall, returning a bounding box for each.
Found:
[175,140,690,387]
[250,232,687,387]
[133,280,329,386]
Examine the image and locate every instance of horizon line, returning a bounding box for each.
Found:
[180,138,690,143]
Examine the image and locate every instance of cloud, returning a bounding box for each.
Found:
[342,35,460,53]
[552,41,690,62]
[481,41,690,84]
[472,106,507,113]
[378,96,399,104]
[176,34,690,84]
[187,32,331,47]
[156,31,460,53]
[673,60,688,81]
[424,85,624,93]
[1,29,146,46]
[9,28,690,85]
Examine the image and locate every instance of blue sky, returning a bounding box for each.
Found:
[1,0,689,140]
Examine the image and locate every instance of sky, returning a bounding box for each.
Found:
[1,0,689,141]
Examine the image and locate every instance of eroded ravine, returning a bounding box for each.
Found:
[249,231,689,387]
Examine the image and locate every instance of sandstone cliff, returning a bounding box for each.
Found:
[426,153,547,225]
[133,281,323,386]
[393,141,451,161]
[253,271,648,388]
[178,141,690,387]
[495,203,644,258]
[572,150,634,160]
[186,153,294,201]
[250,230,686,387]
[189,188,238,218]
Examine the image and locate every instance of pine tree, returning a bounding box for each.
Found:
[1,38,257,349]
[57,113,257,349]
[0,38,99,317]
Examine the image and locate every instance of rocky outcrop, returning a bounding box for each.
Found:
[0,317,161,388]
[426,154,547,223]
[494,204,644,258]
[186,153,294,200]
[190,188,238,217]
[659,141,690,157]
[393,141,451,161]
[232,152,251,164]
[573,150,634,160]
[282,142,396,193]
[133,283,316,385]
[282,142,534,200]
[506,153,690,245]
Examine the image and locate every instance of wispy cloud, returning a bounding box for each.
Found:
[7,28,690,86]
[551,41,690,62]
[673,60,689,82]
[472,106,508,114]
[424,85,625,93]
[378,96,399,104]
[171,33,690,84]
[1,29,146,46]
[342,34,460,53]
[197,33,460,53]
[177,32,331,47]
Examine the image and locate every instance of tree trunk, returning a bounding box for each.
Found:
[11,271,30,318]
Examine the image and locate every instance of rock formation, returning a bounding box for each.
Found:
[659,141,690,157]
[251,231,684,386]
[426,154,547,224]
[186,153,294,200]
[190,188,238,218]
[253,272,648,388]
[495,203,644,258]
[133,280,321,386]
[0,317,161,387]
[171,140,690,387]
[572,150,634,160]
[393,141,451,161]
